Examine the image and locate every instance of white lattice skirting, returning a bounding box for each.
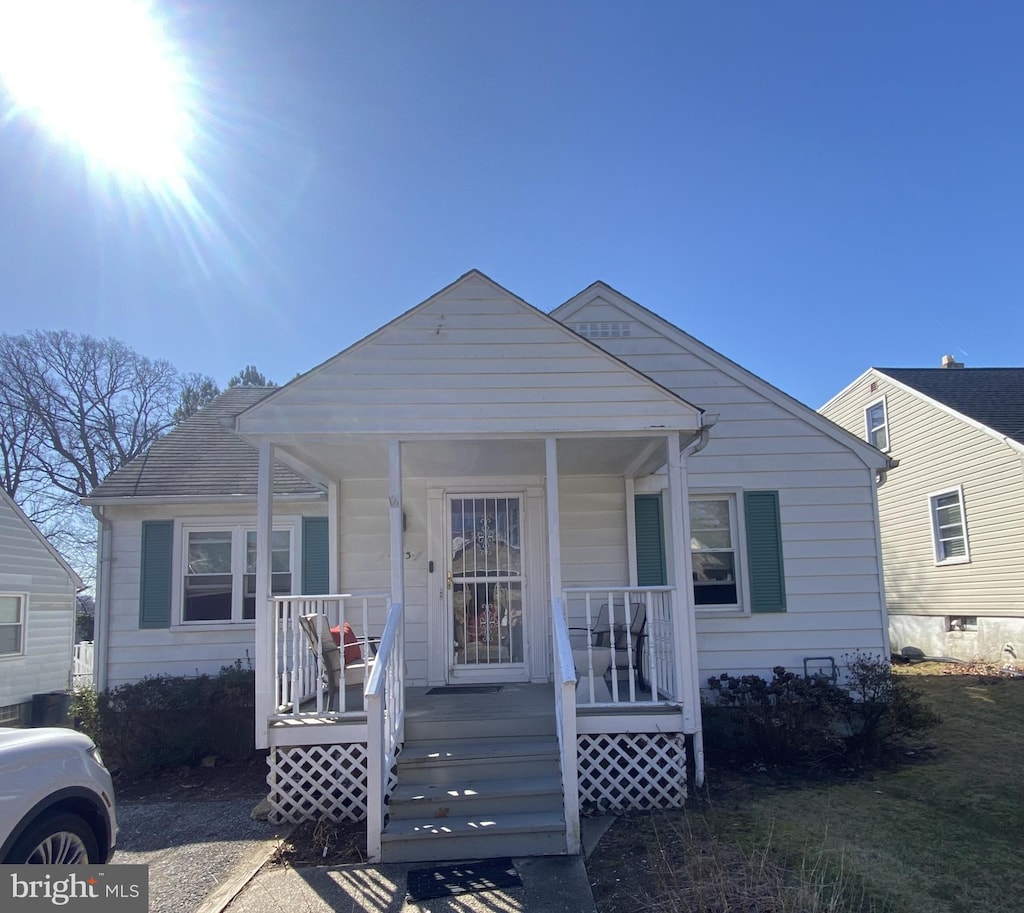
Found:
[577,732,687,812]
[268,744,370,823]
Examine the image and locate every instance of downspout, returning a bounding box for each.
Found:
[90,506,113,693]
[678,413,718,790]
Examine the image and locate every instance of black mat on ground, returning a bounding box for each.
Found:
[406,857,521,901]
[425,685,502,695]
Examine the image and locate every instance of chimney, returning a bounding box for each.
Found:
[941,354,964,369]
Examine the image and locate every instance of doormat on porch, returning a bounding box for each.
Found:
[405,857,521,901]
[425,685,503,695]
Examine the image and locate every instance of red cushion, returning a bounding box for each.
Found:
[329,623,362,665]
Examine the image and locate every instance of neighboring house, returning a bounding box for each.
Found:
[0,488,82,726]
[85,271,890,862]
[821,360,1024,667]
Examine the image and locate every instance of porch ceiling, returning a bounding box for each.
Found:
[273,435,673,482]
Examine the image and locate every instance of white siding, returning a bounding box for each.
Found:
[0,495,77,710]
[821,372,1024,622]
[562,295,888,682]
[238,275,701,437]
[101,502,326,688]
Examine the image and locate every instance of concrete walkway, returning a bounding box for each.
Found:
[215,817,613,913]
[223,854,597,913]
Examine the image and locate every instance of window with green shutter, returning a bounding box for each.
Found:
[139,520,173,629]
[302,516,330,595]
[634,494,666,586]
[743,490,787,613]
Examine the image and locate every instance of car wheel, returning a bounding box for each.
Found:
[5,811,100,864]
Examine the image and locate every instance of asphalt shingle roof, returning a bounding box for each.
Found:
[86,387,321,500]
[878,367,1024,446]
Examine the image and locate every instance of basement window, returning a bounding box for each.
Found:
[947,616,978,633]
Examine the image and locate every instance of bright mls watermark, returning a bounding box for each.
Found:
[0,866,147,911]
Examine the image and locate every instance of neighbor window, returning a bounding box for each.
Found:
[930,488,969,564]
[865,399,889,451]
[690,497,739,606]
[183,526,292,622]
[0,594,25,656]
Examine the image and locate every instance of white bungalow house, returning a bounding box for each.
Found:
[0,488,82,726]
[85,271,890,862]
[821,361,1024,666]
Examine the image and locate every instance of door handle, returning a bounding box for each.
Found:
[446,571,453,589]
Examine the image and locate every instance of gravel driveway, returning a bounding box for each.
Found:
[112,794,286,913]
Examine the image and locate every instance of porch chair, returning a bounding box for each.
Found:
[298,614,376,711]
[571,601,647,690]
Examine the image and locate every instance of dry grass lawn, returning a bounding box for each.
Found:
[587,665,1024,913]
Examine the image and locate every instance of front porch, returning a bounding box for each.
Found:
[259,584,698,862]
[237,279,710,860]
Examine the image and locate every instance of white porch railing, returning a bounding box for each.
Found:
[272,593,389,718]
[552,597,581,855]
[562,586,680,704]
[72,641,94,690]
[366,601,406,863]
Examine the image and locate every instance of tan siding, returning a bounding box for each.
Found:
[822,373,1024,617]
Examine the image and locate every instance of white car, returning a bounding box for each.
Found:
[0,728,117,864]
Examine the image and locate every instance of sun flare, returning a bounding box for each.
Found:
[0,0,196,190]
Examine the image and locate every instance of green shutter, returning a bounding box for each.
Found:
[302,516,330,595]
[744,490,787,613]
[634,494,666,586]
[139,520,173,629]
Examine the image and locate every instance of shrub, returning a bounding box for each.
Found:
[706,667,847,768]
[835,651,940,764]
[69,686,100,739]
[83,660,256,778]
[706,654,939,771]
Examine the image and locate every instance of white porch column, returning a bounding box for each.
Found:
[328,480,340,592]
[388,440,405,608]
[545,438,562,603]
[254,442,274,750]
[666,434,703,734]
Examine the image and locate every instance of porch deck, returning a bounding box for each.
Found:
[268,678,680,736]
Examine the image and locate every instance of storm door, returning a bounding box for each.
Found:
[447,495,526,675]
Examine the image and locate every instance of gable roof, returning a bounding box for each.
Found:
[1,488,82,588]
[236,270,704,439]
[84,387,323,502]
[875,367,1024,446]
[552,282,892,471]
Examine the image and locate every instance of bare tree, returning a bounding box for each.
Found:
[0,331,189,587]
[0,331,181,496]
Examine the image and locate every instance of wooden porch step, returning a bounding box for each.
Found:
[404,710,556,742]
[380,809,567,863]
[389,774,564,820]
[396,736,560,784]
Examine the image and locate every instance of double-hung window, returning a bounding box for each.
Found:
[930,488,969,564]
[865,399,889,451]
[183,526,292,623]
[690,497,739,606]
[0,594,25,655]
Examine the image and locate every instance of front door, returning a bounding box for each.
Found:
[447,494,526,679]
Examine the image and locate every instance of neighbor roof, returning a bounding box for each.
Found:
[877,368,1024,446]
[85,387,322,501]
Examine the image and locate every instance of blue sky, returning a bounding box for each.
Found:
[2,1,1022,409]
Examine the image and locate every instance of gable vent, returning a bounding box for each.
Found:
[575,321,631,339]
